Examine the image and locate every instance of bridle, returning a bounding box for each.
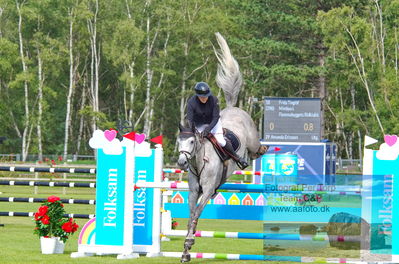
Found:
[178,131,198,159]
[178,130,206,177]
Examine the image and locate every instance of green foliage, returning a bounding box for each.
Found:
[316,0,399,157]
[33,196,79,243]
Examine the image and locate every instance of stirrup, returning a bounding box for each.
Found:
[237,159,248,170]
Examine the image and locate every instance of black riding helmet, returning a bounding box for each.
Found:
[194,82,211,97]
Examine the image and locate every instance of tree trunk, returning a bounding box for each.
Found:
[64,9,75,161]
[345,28,385,135]
[318,43,326,139]
[0,7,3,38]
[143,14,152,135]
[16,0,30,161]
[395,27,398,79]
[339,87,350,158]
[148,20,170,136]
[176,41,189,154]
[87,0,99,133]
[37,49,44,161]
[125,0,137,127]
[374,0,385,72]
[143,2,158,135]
[75,76,87,160]
[179,42,189,126]
[128,62,135,126]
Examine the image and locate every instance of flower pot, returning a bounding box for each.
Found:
[54,238,65,254]
[40,237,65,254]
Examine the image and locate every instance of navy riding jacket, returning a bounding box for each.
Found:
[186,95,220,130]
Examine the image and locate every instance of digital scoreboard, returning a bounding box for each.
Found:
[263,97,321,142]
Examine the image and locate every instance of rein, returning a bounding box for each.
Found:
[179,131,207,178]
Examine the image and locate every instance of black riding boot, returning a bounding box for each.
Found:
[223,140,248,170]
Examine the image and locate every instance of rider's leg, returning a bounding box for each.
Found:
[223,140,248,170]
[211,120,248,170]
[211,120,226,146]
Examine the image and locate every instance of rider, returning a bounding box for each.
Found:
[186,81,248,169]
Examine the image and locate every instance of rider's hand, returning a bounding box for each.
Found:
[202,126,211,137]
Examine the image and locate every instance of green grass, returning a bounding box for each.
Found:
[0,185,267,264]
[0,184,366,264]
[0,217,267,264]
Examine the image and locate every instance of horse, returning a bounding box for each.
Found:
[176,32,267,263]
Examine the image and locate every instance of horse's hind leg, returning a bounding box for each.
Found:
[249,145,269,159]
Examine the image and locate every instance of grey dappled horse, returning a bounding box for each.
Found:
[177,33,267,263]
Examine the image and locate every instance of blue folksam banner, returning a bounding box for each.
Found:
[74,129,135,257]
[368,151,395,256]
[95,148,127,246]
[133,149,155,247]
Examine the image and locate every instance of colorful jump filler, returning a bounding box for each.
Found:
[68,130,399,262]
[71,130,163,259]
[363,134,398,262]
[70,130,265,260]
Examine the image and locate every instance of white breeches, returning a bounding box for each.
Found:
[196,120,226,147]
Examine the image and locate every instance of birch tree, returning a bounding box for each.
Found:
[15,0,31,161]
[36,47,43,161]
[87,0,100,133]
[142,0,158,136]
[103,0,144,129]
[63,6,77,161]
[319,6,385,137]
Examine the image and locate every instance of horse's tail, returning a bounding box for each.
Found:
[214,32,242,107]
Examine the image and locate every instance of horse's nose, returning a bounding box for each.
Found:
[177,154,188,170]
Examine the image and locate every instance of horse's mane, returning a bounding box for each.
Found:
[214,32,242,107]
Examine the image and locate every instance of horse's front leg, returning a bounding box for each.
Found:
[181,173,200,263]
[182,188,215,263]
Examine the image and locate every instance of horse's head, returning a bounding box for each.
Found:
[177,124,198,170]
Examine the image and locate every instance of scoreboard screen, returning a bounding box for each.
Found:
[263,97,321,142]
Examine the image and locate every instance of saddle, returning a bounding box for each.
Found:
[207,128,241,162]
[207,129,243,199]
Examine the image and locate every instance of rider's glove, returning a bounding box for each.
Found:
[202,126,211,137]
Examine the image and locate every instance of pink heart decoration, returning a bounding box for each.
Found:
[135,133,146,144]
[104,130,117,142]
[384,134,397,147]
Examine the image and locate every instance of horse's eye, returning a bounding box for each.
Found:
[190,140,194,144]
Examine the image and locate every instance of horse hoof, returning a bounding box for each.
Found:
[180,253,191,263]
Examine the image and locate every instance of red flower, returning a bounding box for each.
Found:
[41,215,50,225]
[36,205,48,217]
[171,220,179,229]
[33,195,78,242]
[62,222,73,233]
[62,219,79,233]
[72,223,79,232]
[34,212,42,221]
[47,195,60,203]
